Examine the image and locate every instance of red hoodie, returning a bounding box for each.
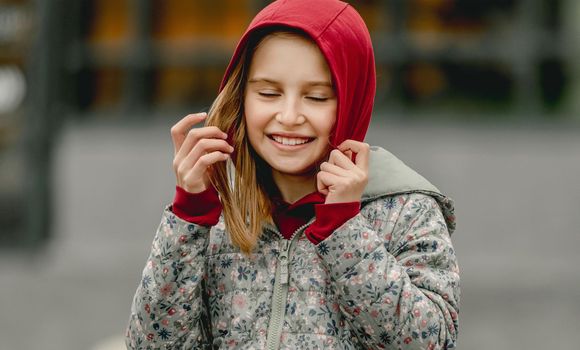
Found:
[221,0,376,146]
[173,0,376,244]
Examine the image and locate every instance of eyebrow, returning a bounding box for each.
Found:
[247,77,332,87]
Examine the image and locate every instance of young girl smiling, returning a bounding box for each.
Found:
[126,1,459,349]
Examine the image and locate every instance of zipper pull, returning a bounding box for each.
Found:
[279,241,290,285]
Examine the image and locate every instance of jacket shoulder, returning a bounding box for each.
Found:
[361,192,454,236]
[363,147,457,234]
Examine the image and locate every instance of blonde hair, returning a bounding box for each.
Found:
[206,29,316,253]
[205,31,280,254]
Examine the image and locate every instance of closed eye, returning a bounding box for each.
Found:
[258,92,280,98]
[306,96,329,102]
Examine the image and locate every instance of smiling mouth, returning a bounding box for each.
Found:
[268,135,314,146]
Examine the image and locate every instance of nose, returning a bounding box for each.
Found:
[275,97,305,126]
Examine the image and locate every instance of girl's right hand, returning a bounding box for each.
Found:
[170,112,233,194]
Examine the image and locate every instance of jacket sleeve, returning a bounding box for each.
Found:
[316,193,460,349]
[126,205,213,349]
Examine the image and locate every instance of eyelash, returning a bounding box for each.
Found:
[257,92,328,102]
[258,92,280,98]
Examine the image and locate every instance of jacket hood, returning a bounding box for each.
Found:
[364,147,457,234]
[220,0,376,146]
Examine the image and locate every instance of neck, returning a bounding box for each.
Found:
[271,170,317,204]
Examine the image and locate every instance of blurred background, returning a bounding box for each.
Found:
[1,0,579,349]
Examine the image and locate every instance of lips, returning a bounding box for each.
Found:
[268,133,314,146]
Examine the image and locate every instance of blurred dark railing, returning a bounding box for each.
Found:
[58,0,580,118]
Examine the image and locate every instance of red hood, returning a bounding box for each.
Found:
[220,0,376,146]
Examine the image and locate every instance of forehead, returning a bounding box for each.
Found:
[248,34,332,81]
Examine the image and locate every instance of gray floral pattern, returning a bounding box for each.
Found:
[126,193,459,349]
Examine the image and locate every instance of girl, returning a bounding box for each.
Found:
[126,0,460,349]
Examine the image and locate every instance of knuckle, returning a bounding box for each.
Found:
[176,165,186,178]
[198,153,211,164]
[197,138,215,149]
[182,175,194,188]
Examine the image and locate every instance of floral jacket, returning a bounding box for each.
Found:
[126,147,460,349]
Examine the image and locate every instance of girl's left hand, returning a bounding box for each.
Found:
[317,140,370,204]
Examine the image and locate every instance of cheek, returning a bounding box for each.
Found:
[308,102,337,135]
[314,112,337,138]
[244,112,268,135]
[243,113,269,150]
[244,98,270,127]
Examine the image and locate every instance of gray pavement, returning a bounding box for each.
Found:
[1,116,579,349]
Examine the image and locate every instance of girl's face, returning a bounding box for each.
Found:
[244,34,337,178]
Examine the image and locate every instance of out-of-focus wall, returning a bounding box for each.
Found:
[0,0,36,246]
[15,0,576,118]
[561,0,580,113]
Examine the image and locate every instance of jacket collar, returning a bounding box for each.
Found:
[363,146,456,234]
[239,146,457,236]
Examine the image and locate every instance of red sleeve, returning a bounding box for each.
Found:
[304,201,360,245]
[171,186,222,226]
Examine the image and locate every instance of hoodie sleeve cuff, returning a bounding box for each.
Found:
[171,186,222,226]
[304,201,361,245]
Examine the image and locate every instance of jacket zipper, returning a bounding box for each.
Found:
[265,220,313,349]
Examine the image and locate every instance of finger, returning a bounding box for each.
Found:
[338,140,370,170]
[170,113,209,155]
[344,150,353,162]
[317,171,343,189]
[174,126,229,162]
[316,171,329,195]
[328,149,357,170]
[192,150,229,170]
[178,138,233,172]
[320,161,350,177]
[181,151,229,190]
[171,113,207,155]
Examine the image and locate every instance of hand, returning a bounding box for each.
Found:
[170,112,233,194]
[316,140,369,204]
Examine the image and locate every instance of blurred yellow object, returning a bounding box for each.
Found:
[93,68,124,109]
[407,63,447,100]
[154,66,198,107]
[152,0,250,42]
[88,0,133,44]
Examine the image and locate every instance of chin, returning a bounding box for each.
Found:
[271,160,318,177]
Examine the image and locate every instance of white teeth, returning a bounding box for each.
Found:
[272,135,310,146]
